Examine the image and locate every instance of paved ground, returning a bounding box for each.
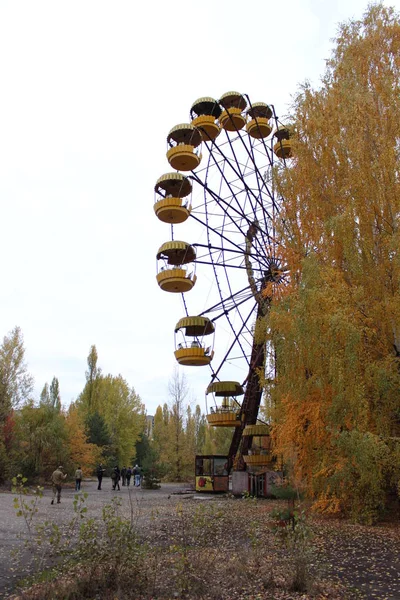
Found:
[1,480,400,599]
[0,478,191,598]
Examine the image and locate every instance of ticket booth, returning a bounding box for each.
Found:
[195,455,229,492]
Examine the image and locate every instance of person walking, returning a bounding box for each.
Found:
[96,464,105,490]
[75,466,83,491]
[126,466,132,487]
[133,464,141,487]
[111,466,121,491]
[121,466,127,486]
[51,465,67,504]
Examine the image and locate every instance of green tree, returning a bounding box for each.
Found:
[49,377,61,411]
[95,375,145,466]
[86,411,111,447]
[79,345,102,413]
[76,347,145,467]
[13,401,68,478]
[40,383,50,406]
[135,432,160,479]
[40,377,62,411]
[0,327,34,421]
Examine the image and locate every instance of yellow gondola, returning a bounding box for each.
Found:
[166,124,202,171]
[190,97,222,142]
[156,241,197,293]
[154,172,192,224]
[174,316,214,366]
[218,91,247,132]
[206,380,244,427]
[273,125,293,159]
[246,102,273,139]
[243,423,272,466]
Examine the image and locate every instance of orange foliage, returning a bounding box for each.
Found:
[268,5,400,521]
[65,405,101,475]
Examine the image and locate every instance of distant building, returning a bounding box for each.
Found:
[146,414,154,439]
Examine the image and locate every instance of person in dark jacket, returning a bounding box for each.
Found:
[111,466,121,491]
[121,466,127,486]
[126,466,132,487]
[97,464,105,490]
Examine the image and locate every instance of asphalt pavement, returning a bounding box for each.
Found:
[0,478,189,598]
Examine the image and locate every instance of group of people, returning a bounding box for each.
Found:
[96,463,142,490]
[50,462,143,504]
[109,465,142,490]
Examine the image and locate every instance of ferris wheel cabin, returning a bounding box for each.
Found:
[190,97,222,142]
[166,123,202,171]
[154,172,192,224]
[218,91,247,131]
[242,424,273,467]
[246,102,273,139]
[156,241,197,293]
[205,380,243,427]
[273,125,293,159]
[174,316,215,366]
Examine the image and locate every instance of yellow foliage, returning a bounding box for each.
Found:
[268,5,400,520]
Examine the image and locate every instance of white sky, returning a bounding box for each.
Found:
[1,0,398,415]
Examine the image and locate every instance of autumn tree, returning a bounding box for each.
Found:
[65,404,101,475]
[193,404,207,453]
[152,404,169,476]
[150,370,223,481]
[269,4,400,521]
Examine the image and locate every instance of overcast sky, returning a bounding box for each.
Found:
[1,0,398,415]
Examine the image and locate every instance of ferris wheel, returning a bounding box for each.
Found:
[154,91,293,477]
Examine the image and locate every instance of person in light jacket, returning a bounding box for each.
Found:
[133,464,141,487]
[51,466,67,504]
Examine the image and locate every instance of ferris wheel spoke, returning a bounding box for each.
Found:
[224,132,274,225]
[191,172,255,237]
[208,299,259,380]
[206,133,276,234]
[197,145,264,226]
[199,285,254,318]
[189,213,247,255]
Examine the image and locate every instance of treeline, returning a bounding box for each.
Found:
[0,330,229,484]
[149,369,232,481]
